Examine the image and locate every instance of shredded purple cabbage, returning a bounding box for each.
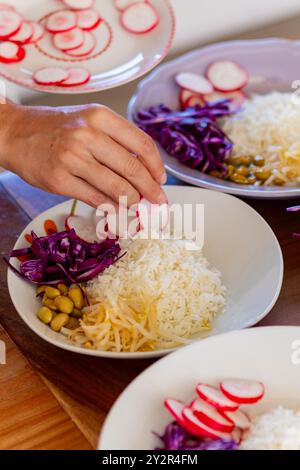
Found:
[155,422,237,451]
[135,101,233,175]
[287,205,300,239]
[4,229,123,288]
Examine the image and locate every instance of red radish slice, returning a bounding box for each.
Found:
[76,9,101,30]
[182,407,233,440]
[115,0,146,11]
[204,90,246,113]
[29,22,45,43]
[179,88,195,107]
[121,2,159,34]
[9,21,33,45]
[220,379,265,405]
[220,408,251,430]
[65,215,97,243]
[191,399,234,433]
[46,10,77,33]
[206,60,249,92]
[33,67,69,86]
[59,67,90,87]
[65,30,95,57]
[184,95,205,109]
[196,384,238,411]
[63,0,95,10]
[0,41,25,63]
[53,27,84,51]
[232,427,243,444]
[164,399,187,429]
[0,9,22,39]
[175,72,213,95]
[137,198,170,232]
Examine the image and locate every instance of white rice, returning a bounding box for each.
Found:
[240,407,300,450]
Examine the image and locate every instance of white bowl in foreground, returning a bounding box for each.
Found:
[7,186,283,359]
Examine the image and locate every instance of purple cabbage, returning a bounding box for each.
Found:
[4,229,123,289]
[155,421,237,451]
[135,101,234,175]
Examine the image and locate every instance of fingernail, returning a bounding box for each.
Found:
[158,190,168,205]
[159,172,167,185]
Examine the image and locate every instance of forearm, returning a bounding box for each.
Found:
[0,100,20,171]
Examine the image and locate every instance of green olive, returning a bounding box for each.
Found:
[229,173,249,184]
[236,165,249,177]
[50,313,69,332]
[273,177,285,186]
[255,168,272,181]
[253,155,265,167]
[66,317,80,330]
[57,283,69,295]
[230,155,252,167]
[54,295,74,314]
[226,164,235,178]
[45,286,60,299]
[72,308,83,319]
[37,306,53,325]
[42,294,58,311]
[247,174,257,185]
[68,287,84,309]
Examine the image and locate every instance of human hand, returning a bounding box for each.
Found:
[0,102,167,208]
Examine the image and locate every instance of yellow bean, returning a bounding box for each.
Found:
[84,341,93,349]
[37,307,53,325]
[236,165,249,177]
[58,283,69,295]
[68,287,84,309]
[230,155,252,166]
[50,313,69,332]
[66,317,80,330]
[229,173,249,184]
[45,286,60,299]
[247,174,257,185]
[72,308,83,319]
[253,155,265,167]
[255,168,272,181]
[36,285,47,296]
[42,294,58,311]
[54,296,74,314]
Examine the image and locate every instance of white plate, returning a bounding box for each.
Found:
[128,38,300,199]
[7,186,283,359]
[0,0,175,93]
[99,326,300,449]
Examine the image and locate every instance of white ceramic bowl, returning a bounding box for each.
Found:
[7,186,283,359]
[99,326,300,449]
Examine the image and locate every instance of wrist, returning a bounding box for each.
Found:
[0,101,22,171]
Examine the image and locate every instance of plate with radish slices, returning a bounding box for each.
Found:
[0,0,175,93]
[99,326,300,449]
[129,38,300,199]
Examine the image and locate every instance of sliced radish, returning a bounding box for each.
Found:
[76,9,101,30]
[191,399,234,433]
[121,2,159,34]
[175,72,213,95]
[0,41,25,63]
[63,0,95,10]
[232,427,243,444]
[164,399,187,429]
[65,215,97,243]
[220,408,251,430]
[137,198,170,233]
[53,27,84,51]
[59,67,90,87]
[184,94,205,109]
[29,22,45,43]
[206,60,249,92]
[179,88,195,107]
[204,90,246,113]
[0,9,22,39]
[115,0,146,11]
[196,384,238,411]
[33,67,69,86]
[220,379,265,405]
[46,9,77,33]
[9,20,33,45]
[182,407,233,440]
[65,30,96,57]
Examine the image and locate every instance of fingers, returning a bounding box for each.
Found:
[86,130,167,204]
[73,156,140,207]
[89,108,167,186]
